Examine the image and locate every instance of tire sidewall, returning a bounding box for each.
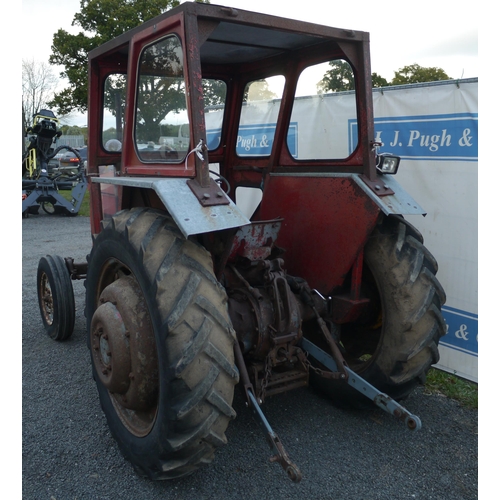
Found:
[309,216,443,405]
[86,228,177,466]
[37,255,75,341]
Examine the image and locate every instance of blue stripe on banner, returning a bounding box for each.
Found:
[207,123,298,157]
[349,113,478,161]
[440,306,478,356]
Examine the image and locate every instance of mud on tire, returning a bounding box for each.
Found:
[85,208,239,479]
[310,215,446,407]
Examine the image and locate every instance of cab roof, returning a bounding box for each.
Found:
[89,1,368,66]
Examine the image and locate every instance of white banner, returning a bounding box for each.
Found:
[372,80,478,382]
[206,79,478,381]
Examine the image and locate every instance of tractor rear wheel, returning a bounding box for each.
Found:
[85,208,239,479]
[309,215,446,407]
[37,254,75,341]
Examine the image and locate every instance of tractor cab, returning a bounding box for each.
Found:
[37,2,445,483]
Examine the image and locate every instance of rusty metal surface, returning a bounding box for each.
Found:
[228,220,283,261]
[91,274,158,436]
[186,177,230,207]
[38,271,54,326]
[64,258,87,280]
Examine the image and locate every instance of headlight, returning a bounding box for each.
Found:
[376,154,400,175]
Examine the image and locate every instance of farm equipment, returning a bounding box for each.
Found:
[22,109,87,216]
[36,2,446,482]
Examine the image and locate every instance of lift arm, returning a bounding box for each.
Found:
[300,337,422,431]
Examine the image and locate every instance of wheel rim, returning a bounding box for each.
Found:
[91,259,159,437]
[39,272,54,325]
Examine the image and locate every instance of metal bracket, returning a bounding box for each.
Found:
[186,177,230,206]
[360,174,395,197]
[22,176,88,216]
[300,337,422,431]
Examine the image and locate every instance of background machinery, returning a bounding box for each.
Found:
[22,109,87,216]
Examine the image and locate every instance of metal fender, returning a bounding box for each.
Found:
[92,176,250,238]
[258,173,425,293]
[355,174,426,216]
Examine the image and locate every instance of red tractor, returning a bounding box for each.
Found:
[37,2,446,482]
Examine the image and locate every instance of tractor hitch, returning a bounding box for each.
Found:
[246,389,302,483]
[234,340,302,482]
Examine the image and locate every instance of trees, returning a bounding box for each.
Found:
[318,62,451,93]
[371,73,389,88]
[49,1,213,114]
[317,60,355,93]
[22,59,59,129]
[391,64,451,85]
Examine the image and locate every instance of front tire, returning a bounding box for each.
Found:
[85,208,239,479]
[37,255,75,341]
[310,215,446,407]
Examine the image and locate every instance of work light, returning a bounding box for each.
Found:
[376,154,400,174]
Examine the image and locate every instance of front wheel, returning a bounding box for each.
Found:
[37,255,75,341]
[309,215,446,407]
[85,208,239,479]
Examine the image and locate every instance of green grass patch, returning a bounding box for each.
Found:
[424,368,477,409]
[60,189,90,217]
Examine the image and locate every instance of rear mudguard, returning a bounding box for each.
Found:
[91,174,423,288]
[91,176,250,238]
[258,173,425,294]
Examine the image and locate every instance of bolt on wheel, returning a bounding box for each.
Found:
[85,208,238,480]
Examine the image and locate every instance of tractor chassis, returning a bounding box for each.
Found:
[60,250,422,482]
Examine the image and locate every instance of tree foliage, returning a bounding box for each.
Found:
[317,60,355,93]
[371,72,389,88]
[391,64,451,85]
[49,0,211,114]
[318,61,451,93]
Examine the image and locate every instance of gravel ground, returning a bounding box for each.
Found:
[22,211,478,500]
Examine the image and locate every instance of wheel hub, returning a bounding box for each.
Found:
[39,272,54,325]
[91,301,132,394]
[90,275,158,417]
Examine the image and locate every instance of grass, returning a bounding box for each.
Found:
[424,368,478,409]
[60,188,90,216]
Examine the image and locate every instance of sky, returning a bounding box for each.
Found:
[20,0,479,125]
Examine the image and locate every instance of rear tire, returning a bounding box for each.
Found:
[37,255,75,341]
[309,215,446,407]
[85,208,239,479]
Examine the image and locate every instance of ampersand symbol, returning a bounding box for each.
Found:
[455,324,469,340]
[260,134,269,148]
[459,128,473,147]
